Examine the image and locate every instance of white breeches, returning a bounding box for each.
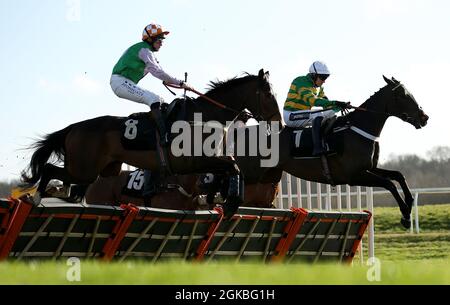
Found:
[110,74,163,108]
[283,109,336,128]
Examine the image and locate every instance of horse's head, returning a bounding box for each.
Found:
[383,75,429,129]
[205,69,282,125]
[251,69,282,124]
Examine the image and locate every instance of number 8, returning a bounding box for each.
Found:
[124,119,138,140]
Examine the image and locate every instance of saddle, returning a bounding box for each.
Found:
[120,97,192,151]
[289,116,338,159]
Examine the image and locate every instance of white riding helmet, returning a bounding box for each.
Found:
[309,61,330,75]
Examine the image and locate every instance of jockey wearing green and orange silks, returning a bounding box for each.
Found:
[110,23,194,200]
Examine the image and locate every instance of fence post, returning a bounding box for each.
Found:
[296,178,302,208]
[306,181,312,210]
[287,174,293,208]
[337,185,342,211]
[356,186,363,263]
[414,192,420,234]
[277,181,283,209]
[366,187,375,259]
[326,184,332,210]
[346,185,351,211]
[317,183,322,210]
[356,186,362,211]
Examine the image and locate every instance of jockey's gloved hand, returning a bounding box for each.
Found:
[335,101,351,110]
[180,81,194,91]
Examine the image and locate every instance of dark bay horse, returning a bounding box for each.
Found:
[21,69,281,217]
[234,76,428,228]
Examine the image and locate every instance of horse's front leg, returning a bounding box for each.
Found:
[371,167,414,212]
[201,157,244,218]
[349,170,411,229]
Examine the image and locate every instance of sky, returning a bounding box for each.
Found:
[0,0,449,181]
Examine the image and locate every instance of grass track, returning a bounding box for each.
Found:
[1,259,449,285]
[1,204,449,284]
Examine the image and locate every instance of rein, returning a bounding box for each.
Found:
[164,82,242,115]
[346,105,391,116]
[164,81,276,124]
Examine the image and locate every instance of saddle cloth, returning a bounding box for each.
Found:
[119,98,189,151]
[288,126,337,158]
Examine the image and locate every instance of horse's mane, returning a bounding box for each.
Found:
[204,73,258,96]
[335,84,389,126]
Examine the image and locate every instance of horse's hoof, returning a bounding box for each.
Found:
[400,217,411,229]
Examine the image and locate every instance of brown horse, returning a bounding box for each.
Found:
[83,170,279,209]
[21,69,281,217]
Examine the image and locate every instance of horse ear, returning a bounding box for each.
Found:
[383,75,394,85]
[391,76,400,84]
[258,69,265,79]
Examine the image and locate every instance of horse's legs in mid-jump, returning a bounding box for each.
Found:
[35,163,72,202]
[370,167,414,208]
[349,170,412,229]
[36,163,96,203]
[187,156,244,218]
[70,161,123,203]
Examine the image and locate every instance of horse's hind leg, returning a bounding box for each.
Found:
[35,163,72,202]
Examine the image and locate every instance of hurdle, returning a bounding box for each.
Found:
[0,196,371,263]
[276,174,375,261]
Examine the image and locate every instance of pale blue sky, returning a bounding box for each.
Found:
[1,0,449,181]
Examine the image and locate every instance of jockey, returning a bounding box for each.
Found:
[110,23,192,201]
[283,61,350,156]
[111,23,193,145]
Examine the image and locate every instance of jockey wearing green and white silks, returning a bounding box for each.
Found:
[283,61,349,156]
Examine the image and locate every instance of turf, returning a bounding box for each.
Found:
[1,204,449,284]
[1,259,449,285]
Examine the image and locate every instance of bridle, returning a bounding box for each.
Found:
[338,82,420,141]
[164,81,278,123]
[345,82,417,120]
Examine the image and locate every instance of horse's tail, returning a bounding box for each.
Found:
[20,126,72,188]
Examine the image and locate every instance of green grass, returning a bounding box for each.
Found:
[361,204,450,261]
[373,204,450,233]
[1,259,449,285]
[0,204,449,285]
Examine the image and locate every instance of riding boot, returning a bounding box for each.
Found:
[150,103,169,147]
[312,116,325,156]
[142,169,160,205]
